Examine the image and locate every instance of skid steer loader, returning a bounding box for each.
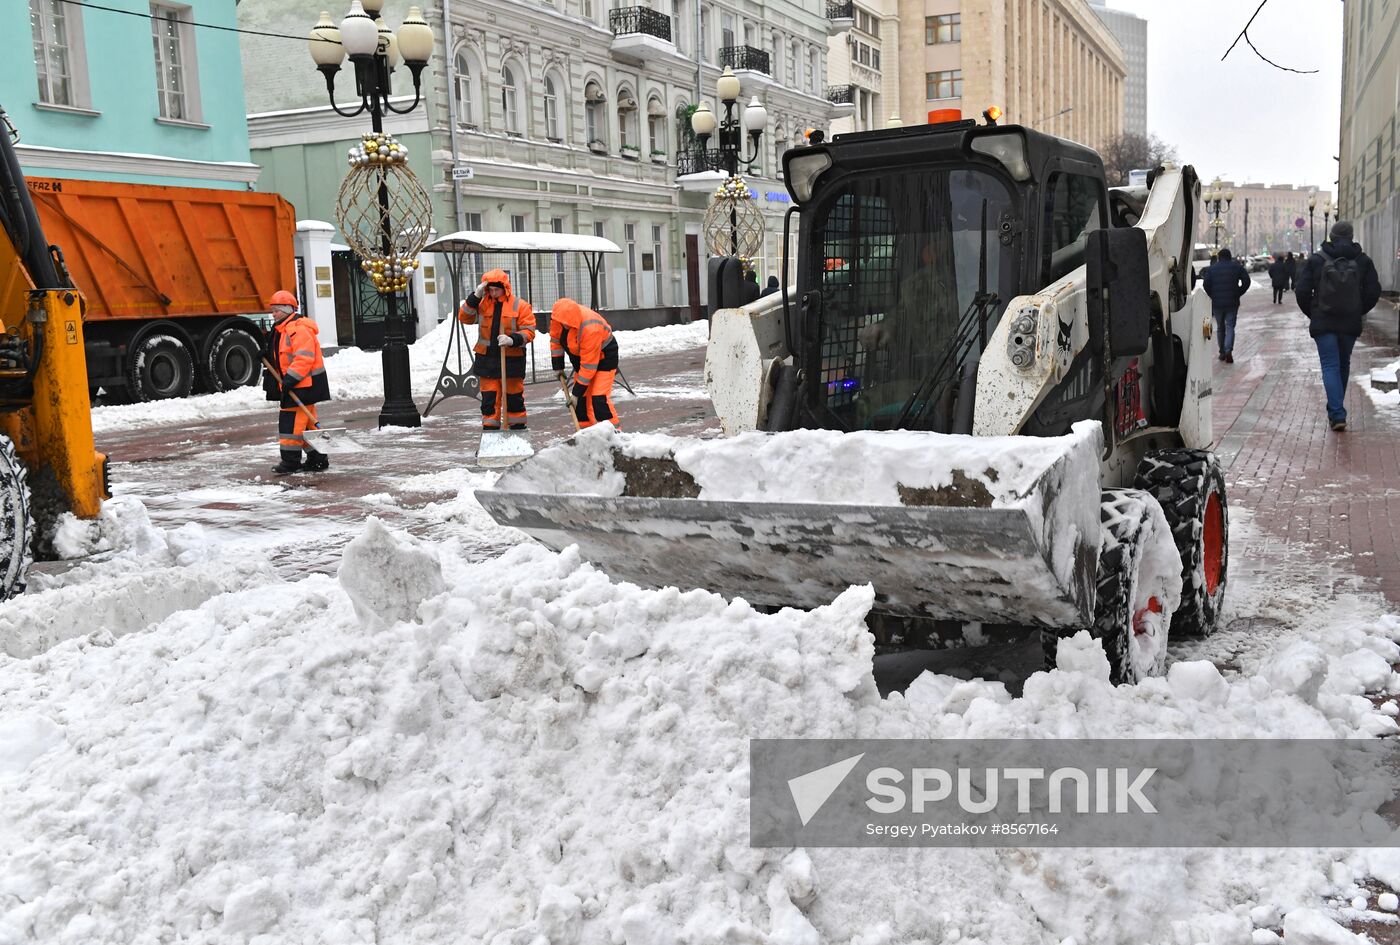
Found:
[0,106,108,599]
[479,115,1228,685]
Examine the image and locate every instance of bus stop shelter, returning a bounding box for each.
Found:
[421,230,624,415]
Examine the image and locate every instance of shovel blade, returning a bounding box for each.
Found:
[303,427,365,453]
[477,429,534,468]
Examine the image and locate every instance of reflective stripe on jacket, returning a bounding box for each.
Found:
[550,298,618,387]
[458,267,536,357]
[275,314,329,405]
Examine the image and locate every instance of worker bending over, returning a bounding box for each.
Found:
[459,269,535,429]
[267,290,330,475]
[551,298,621,429]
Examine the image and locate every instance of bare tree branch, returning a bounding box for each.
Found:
[1221,0,1319,74]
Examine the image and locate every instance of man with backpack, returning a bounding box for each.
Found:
[1295,221,1383,432]
[1201,247,1251,363]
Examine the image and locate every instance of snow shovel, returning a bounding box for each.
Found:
[476,342,533,467]
[560,372,583,432]
[261,358,363,454]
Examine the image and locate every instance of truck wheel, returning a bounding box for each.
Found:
[1134,449,1228,637]
[206,326,261,392]
[1043,489,1175,685]
[0,435,34,601]
[127,333,194,401]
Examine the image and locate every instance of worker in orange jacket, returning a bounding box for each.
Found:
[266,289,330,475]
[458,268,535,429]
[550,298,620,428]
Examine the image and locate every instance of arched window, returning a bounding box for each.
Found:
[544,74,563,141]
[617,85,639,153]
[788,39,799,85]
[502,65,520,135]
[646,96,666,156]
[453,48,482,128]
[584,79,607,151]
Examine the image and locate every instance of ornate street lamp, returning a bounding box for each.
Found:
[691,68,769,258]
[1307,192,1317,255]
[1321,198,1334,239]
[1203,178,1232,250]
[309,1,435,428]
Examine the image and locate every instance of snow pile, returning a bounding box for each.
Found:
[3,515,1400,943]
[1364,355,1400,412]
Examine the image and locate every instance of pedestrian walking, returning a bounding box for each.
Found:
[760,275,780,298]
[1268,255,1290,304]
[1294,220,1383,432]
[550,298,621,429]
[1284,251,1297,291]
[1201,247,1251,363]
[265,290,331,475]
[458,269,536,430]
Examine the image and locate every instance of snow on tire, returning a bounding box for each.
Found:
[0,434,33,601]
[1134,449,1228,637]
[1045,489,1183,685]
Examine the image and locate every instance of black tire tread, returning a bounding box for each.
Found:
[1133,448,1228,638]
[0,434,34,601]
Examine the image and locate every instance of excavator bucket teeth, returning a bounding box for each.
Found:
[478,425,1104,628]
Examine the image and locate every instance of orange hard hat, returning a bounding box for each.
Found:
[269,290,298,309]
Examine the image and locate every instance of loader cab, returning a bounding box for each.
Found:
[781,120,1108,433]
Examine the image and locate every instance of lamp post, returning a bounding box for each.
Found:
[1202,178,1232,250]
[309,0,434,428]
[1307,192,1317,255]
[690,67,767,255]
[1321,198,1334,240]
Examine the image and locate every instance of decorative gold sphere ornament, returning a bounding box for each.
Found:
[702,175,765,259]
[335,138,434,295]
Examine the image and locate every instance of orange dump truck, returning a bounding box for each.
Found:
[26,177,296,402]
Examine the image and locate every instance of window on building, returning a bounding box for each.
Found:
[647,100,666,155]
[744,21,755,47]
[453,50,478,127]
[31,0,88,108]
[465,211,485,280]
[701,5,712,61]
[721,12,735,49]
[925,13,960,44]
[925,69,962,101]
[594,221,609,307]
[502,65,521,135]
[652,224,664,304]
[625,223,639,307]
[544,75,561,141]
[771,35,783,79]
[582,0,594,20]
[809,48,820,93]
[872,48,880,71]
[552,217,567,299]
[151,3,197,121]
[585,81,606,147]
[618,87,638,151]
[1042,172,1105,284]
[788,39,799,85]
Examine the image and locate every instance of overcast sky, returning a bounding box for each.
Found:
[1102,0,1343,193]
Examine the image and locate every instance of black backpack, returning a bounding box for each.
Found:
[1315,249,1363,319]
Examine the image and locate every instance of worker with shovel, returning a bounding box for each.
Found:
[459,269,535,430]
[266,290,331,475]
[550,298,621,428]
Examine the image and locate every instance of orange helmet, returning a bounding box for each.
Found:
[269,289,298,309]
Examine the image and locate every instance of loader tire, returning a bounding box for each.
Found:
[1043,489,1172,686]
[1134,449,1227,637]
[127,333,194,402]
[0,435,34,601]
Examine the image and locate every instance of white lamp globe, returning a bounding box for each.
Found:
[397,6,434,64]
[339,1,378,57]
[742,96,767,133]
[308,11,345,66]
[716,67,741,103]
[691,101,717,136]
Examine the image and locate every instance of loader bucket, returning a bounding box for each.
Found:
[478,424,1105,628]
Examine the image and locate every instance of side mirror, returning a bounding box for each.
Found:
[1086,227,1151,358]
[707,256,747,316]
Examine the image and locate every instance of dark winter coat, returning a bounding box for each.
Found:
[759,276,780,298]
[1294,239,1383,337]
[1267,259,1290,288]
[1284,256,1298,288]
[1202,257,1251,310]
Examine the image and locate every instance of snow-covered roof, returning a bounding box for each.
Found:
[423,231,622,255]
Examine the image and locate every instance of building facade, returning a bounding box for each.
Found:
[239,0,842,325]
[1338,0,1398,288]
[895,0,1125,153]
[826,0,900,134]
[8,1,256,187]
[1197,182,1334,257]
[1087,0,1145,138]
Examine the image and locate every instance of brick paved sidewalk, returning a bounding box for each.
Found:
[1213,281,1400,606]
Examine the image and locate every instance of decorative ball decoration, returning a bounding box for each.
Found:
[346,131,410,168]
[335,144,434,296]
[702,175,765,259]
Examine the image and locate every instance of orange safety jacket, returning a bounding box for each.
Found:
[274,314,329,406]
[550,299,618,387]
[458,268,536,376]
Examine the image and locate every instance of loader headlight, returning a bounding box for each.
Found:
[1007,307,1038,370]
[784,150,833,205]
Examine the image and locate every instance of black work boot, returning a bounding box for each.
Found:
[509,423,528,431]
[304,449,330,472]
[273,449,303,476]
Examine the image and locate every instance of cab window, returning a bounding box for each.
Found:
[1042,172,1104,284]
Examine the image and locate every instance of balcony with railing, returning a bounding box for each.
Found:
[826,0,854,34]
[609,5,684,63]
[676,149,720,177]
[719,45,774,91]
[825,84,857,118]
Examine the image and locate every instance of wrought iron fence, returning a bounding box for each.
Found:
[676,149,722,176]
[825,85,856,105]
[609,6,672,41]
[719,45,771,75]
[826,1,854,20]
